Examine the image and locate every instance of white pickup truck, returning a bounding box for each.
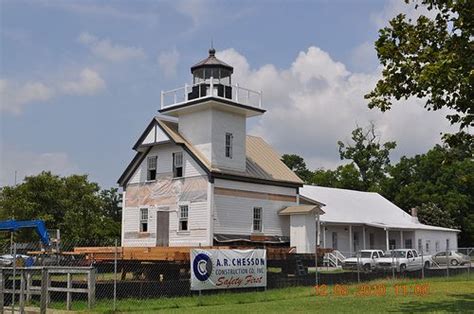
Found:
[376,249,431,272]
[342,250,385,271]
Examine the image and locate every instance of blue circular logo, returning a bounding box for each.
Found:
[193,253,212,281]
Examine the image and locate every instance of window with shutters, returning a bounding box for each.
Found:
[173,152,183,178]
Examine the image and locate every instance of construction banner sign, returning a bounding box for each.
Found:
[190,248,267,290]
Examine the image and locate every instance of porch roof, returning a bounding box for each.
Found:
[300,185,459,232]
[278,205,324,216]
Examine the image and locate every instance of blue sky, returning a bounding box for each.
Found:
[0,0,454,188]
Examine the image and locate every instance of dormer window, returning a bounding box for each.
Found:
[147,156,157,181]
[225,133,233,158]
[173,152,183,178]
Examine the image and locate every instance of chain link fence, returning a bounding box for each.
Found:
[1,241,472,312]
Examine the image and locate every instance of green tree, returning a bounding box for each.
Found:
[0,171,121,246]
[281,154,313,183]
[337,123,396,191]
[415,203,458,229]
[311,164,365,191]
[366,0,474,129]
[381,145,474,246]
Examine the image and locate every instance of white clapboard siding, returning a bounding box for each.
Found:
[213,195,291,237]
[122,201,210,247]
[128,143,206,185]
[169,201,210,246]
[122,207,156,247]
[214,178,297,196]
[414,229,458,253]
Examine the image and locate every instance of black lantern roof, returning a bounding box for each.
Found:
[190,48,233,74]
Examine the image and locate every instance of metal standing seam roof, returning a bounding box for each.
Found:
[118,117,304,187]
[300,185,460,232]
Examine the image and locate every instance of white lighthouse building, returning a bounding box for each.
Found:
[118,48,312,249]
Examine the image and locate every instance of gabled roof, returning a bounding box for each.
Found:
[118,117,303,187]
[300,185,460,232]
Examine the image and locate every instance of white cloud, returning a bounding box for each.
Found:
[0,79,54,114]
[78,32,146,62]
[61,68,106,95]
[371,0,437,29]
[1,68,106,114]
[350,41,378,73]
[158,48,180,78]
[0,147,79,186]
[216,47,455,169]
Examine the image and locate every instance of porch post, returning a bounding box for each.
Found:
[385,228,389,251]
[349,225,353,256]
[362,226,366,249]
[400,230,404,249]
[323,224,326,248]
[316,213,321,247]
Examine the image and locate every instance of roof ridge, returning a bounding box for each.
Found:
[304,185,380,195]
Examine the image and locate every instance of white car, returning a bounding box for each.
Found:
[376,249,431,272]
[342,250,385,271]
[0,254,35,267]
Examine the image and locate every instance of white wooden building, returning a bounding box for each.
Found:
[118,48,459,254]
[118,48,317,248]
[300,186,459,256]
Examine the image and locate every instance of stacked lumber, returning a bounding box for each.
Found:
[71,245,297,262]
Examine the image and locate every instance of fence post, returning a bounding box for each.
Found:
[356,254,360,283]
[391,250,395,280]
[0,268,4,313]
[315,246,318,287]
[446,249,449,278]
[12,242,17,313]
[87,267,96,309]
[66,273,72,310]
[46,269,51,306]
[40,267,47,314]
[26,272,32,304]
[421,248,424,279]
[114,238,118,311]
[19,269,25,314]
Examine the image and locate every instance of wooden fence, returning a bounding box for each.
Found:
[0,266,95,313]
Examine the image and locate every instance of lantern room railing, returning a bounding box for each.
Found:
[160,79,262,110]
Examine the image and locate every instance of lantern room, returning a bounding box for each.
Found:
[188,48,233,100]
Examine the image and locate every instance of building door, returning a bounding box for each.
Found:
[156,211,169,246]
[369,233,375,249]
[332,232,338,250]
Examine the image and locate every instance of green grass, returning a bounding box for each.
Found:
[44,275,473,313]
